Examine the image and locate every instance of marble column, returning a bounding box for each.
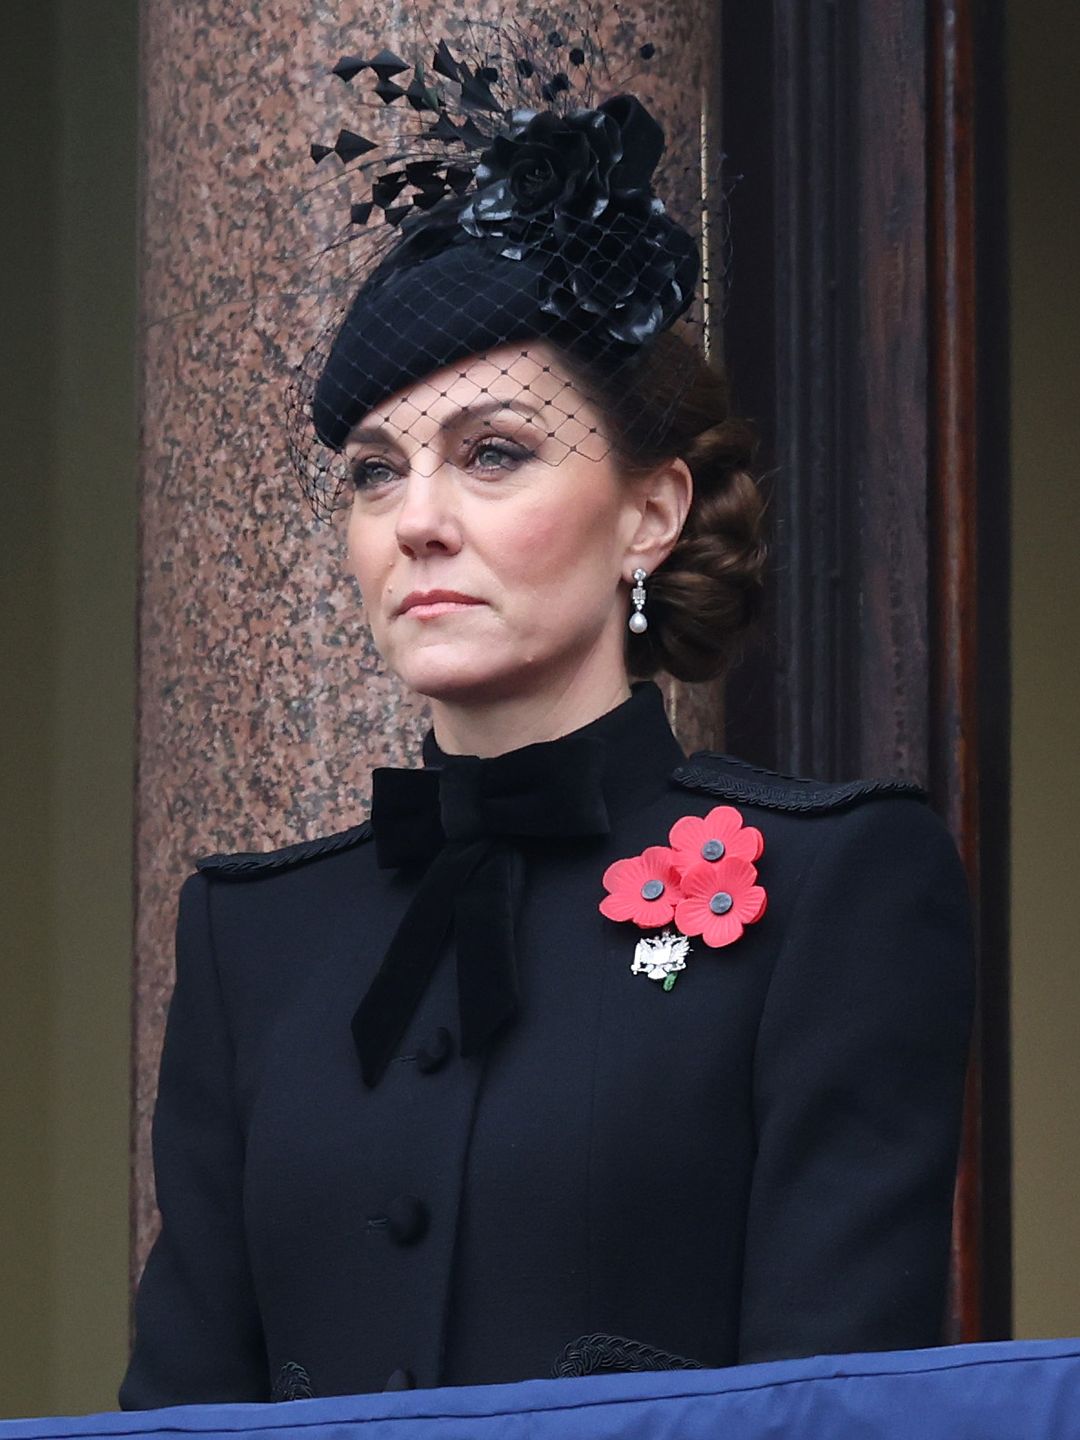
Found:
[133,0,720,1275]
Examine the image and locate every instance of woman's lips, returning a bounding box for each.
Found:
[405,600,484,619]
[396,590,485,620]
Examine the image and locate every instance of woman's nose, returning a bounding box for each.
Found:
[393,465,462,557]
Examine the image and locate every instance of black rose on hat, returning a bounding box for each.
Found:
[456,92,695,344]
[460,94,666,253]
[539,206,700,345]
[460,107,619,254]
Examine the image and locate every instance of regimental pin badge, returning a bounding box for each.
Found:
[630,929,691,991]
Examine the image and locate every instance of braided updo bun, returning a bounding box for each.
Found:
[556,328,767,682]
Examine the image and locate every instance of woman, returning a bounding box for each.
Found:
[119,37,974,1409]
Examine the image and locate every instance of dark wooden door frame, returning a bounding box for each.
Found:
[717,0,1011,1339]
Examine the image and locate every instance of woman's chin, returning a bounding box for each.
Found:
[392,646,538,706]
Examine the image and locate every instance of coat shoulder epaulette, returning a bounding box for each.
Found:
[670,751,927,814]
[195,820,373,878]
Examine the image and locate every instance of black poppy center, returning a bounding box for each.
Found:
[709,891,733,915]
[641,878,665,901]
[701,838,725,861]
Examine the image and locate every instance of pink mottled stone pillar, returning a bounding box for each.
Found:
[133,0,721,1279]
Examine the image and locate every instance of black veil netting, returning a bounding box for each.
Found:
[283,6,736,521]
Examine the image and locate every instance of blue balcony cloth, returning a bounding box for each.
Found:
[4,1338,1080,1440]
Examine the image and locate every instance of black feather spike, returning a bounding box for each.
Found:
[368,48,410,80]
[446,163,474,193]
[372,170,408,206]
[428,110,465,142]
[457,117,491,150]
[432,39,466,84]
[374,78,407,104]
[334,129,378,163]
[411,185,449,209]
[405,160,444,185]
[460,71,501,113]
[331,54,368,82]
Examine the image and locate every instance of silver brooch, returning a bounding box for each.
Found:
[630,929,690,992]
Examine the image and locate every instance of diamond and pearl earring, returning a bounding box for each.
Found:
[628,567,648,634]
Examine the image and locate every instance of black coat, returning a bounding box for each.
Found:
[119,683,974,1407]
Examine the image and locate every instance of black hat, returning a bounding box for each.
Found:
[287,17,712,518]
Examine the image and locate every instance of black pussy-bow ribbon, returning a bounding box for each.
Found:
[352,732,612,1087]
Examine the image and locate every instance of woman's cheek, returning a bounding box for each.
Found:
[510,555,610,650]
[347,520,392,613]
[499,495,593,582]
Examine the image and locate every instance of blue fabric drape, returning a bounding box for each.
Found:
[5,1339,1080,1439]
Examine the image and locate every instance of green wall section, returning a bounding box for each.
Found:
[1007,0,1080,1342]
[1,0,137,1416]
[1,1,59,1413]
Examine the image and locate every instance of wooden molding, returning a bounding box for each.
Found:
[719,0,1011,1338]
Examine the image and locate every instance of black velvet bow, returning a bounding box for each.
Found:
[353,732,612,1086]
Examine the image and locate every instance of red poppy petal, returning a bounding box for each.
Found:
[673,894,713,938]
[601,854,646,893]
[704,806,761,855]
[706,806,745,841]
[667,813,706,851]
[613,892,676,928]
[599,891,644,923]
[733,885,767,924]
[640,843,681,878]
[679,857,757,903]
[675,859,719,899]
[725,825,765,862]
[714,855,759,889]
[637,896,678,928]
[701,911,745,948]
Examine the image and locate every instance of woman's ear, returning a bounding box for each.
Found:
[625,457,694,576]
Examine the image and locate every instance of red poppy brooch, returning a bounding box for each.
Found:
[599,806,767,989]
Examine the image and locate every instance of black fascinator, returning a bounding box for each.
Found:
[286,9,729,519]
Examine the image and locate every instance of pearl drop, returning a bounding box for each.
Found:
[628,611,648,634]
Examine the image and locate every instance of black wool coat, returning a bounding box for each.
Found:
[119,683,975,1408]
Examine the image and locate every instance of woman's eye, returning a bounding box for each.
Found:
[468,439,533,472]
[350,457,398,488]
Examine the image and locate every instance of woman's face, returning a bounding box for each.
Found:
[343,342,671,708]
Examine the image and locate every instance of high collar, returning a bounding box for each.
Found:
[420,680,687,827]
[358,682,687,1086]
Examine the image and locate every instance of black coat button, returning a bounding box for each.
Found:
[384,1194,429,1245]
[383,1368,415,1391]
[415,1026,453,1073]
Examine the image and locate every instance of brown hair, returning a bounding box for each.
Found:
[554,328,768,683]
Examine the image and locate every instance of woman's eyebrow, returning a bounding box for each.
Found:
[345,397,547,448]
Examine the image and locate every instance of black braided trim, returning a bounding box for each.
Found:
[196,820,373,877]
[552,1333,704,1378]
[270,1361,316,1401]
[671,752,926,814]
